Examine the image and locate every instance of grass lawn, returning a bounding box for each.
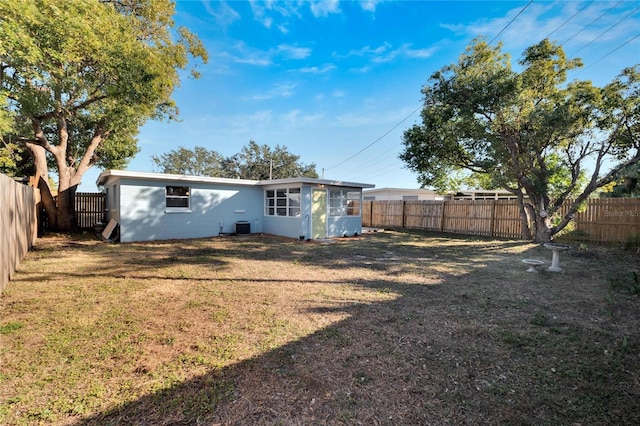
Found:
[1,230,639,425]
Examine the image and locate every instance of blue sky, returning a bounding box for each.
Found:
[84,0,640,191]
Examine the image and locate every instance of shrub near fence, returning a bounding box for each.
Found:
[1,173,39,293]
[362,198,640,244]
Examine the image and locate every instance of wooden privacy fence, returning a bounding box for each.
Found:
[362,198,640,244]
[73,192,105,229]
[1,174,39,293]
[49,192,106,230]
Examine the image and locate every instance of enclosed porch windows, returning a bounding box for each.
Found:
[329,189,361,216]
[265,188,301,217]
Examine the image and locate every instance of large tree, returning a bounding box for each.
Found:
[153,141,319,180]
[401,38,639,243]
[225,141,319,180]
[151,146,225,176]
[0,0,207,231]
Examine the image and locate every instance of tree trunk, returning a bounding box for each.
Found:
[25,142,57,230]
[56,185,77,232]
[533,217,553,243]
[515,191,533,240]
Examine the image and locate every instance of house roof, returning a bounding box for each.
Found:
[96,170,374,189]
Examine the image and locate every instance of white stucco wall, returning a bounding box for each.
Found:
[117,178,263,242]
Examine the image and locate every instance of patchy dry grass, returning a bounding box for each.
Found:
[1,230,639,425]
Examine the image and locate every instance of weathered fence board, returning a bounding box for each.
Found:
[74,192,106,229]
[363,198,640,243]
[50,192,106,230]
[1,174,39,293]
[564,198,640,244]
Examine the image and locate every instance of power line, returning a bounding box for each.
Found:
[545,1,594,40]
[560,0,623,45]
[488,0,534,46]
[324,104,421,171]
[575,32,640,76]
[570,5,640,57]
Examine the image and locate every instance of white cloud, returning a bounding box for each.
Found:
[342,42,436,65]
[249,0,304,28]
[298,64,337,74]
[440,1,640,52]
[282,109,325,128]
[372,43,438,63]
[359,0,381,13]
[346,43,392,57]
[249,82,299,101]
[219,42,312,67]
[277,44,312,60]
[309,0,341,18]
[202,0,241,28]
[230,49,273,66]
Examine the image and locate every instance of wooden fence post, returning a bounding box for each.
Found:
[490,200,496,238]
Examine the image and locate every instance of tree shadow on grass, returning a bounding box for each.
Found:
[27,232,639,425]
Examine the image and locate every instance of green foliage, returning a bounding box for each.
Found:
[606,271,640,317]
[0,0,207,230]
[625,233,640,252]
[401,37,640,242]
[152,146,225,176]
[152,141,318,180]
[0,322,24,334]
[600,164,640,198]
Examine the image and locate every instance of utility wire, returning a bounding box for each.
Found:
[570,5,640,57]
[560,0,623,45]
[488,0,534,46]
[545,1,593,40]
[575,32,640,76]
[325,104,421,171]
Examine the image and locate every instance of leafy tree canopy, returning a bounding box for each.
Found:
[152,146,225,177]
[600,163,640,198]
[401,38,639,242]
[152,141,319,180]
[0,0,207,231]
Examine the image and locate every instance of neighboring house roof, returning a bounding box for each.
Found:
[364,187,439,195]
[448,189,518,200]
[96,170,374,189]
[363,187,518,201]
[363,187,443,200]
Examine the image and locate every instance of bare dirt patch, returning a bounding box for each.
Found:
[1,230,638,425]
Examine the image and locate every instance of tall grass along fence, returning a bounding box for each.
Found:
[1,173,40,293]
[362,198,640,244]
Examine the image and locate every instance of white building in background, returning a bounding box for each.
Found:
[363,187,517,201]
[363,188,444,201]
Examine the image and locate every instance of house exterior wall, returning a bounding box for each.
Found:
[328,215,362,237]
[116,178,263,243]
[97,171,372,242]
[247,184,364,240]
[262,185,311,239]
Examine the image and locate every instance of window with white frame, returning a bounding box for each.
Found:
[329,189,361,216]
[166,185,190,210]
[265,188,300,217]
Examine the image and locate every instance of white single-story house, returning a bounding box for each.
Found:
[96,170,374,243]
